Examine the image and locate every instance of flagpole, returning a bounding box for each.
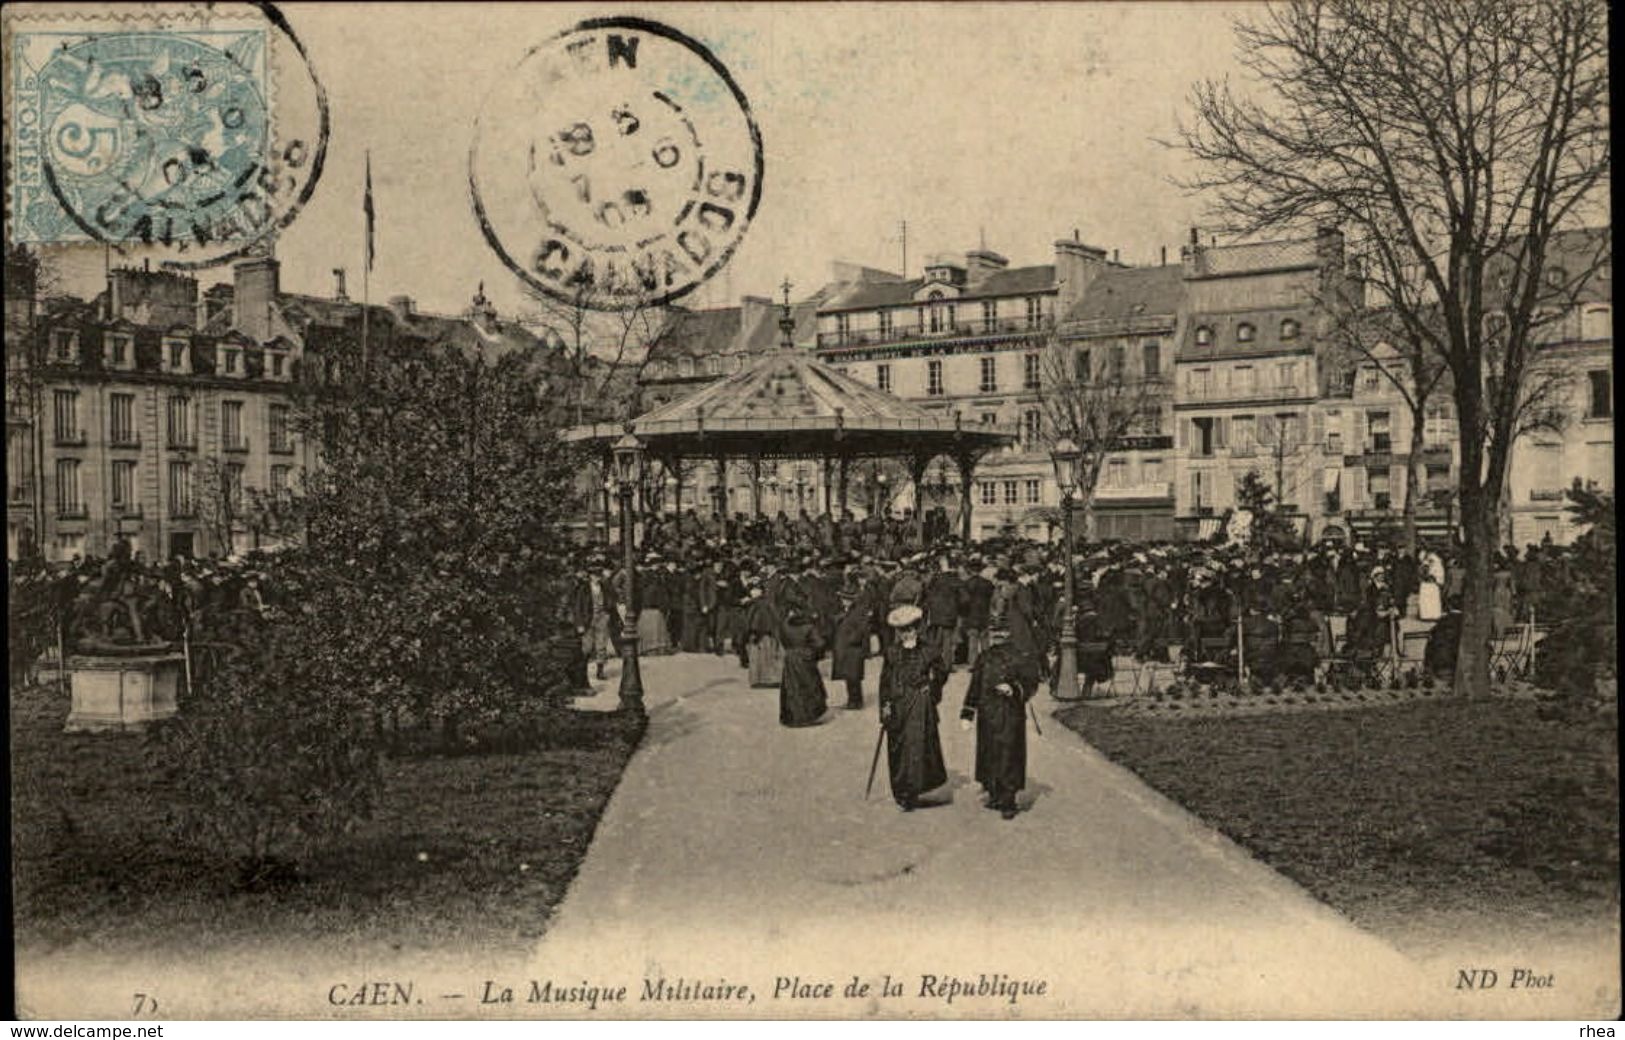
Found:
[361,151,373,383]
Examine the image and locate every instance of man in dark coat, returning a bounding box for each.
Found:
[921,555,962,673]
[878,605,948,812]
[695,562,719,654]
[960,622,1040,819]
[832,583,873,709]
[807,561,842,655]
[959,561,994,670]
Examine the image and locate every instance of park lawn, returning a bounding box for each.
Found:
[10,678,644,959]
[1058,697,1620,956]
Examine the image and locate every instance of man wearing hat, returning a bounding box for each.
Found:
[831,575,874,709]
[959,557,994,671]
[960,618,1040,819]
[878,604,948,812]
[922,554,962,674]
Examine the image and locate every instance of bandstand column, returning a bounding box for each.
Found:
[714,454,729,540]
[955,449,981,543]
[908,453,931,546]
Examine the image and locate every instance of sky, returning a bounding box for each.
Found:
[43,1,1257,320]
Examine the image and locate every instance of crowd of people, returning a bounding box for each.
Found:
[565,506,1585,691]
[558,505,1595,812]
[8,503,1595,813]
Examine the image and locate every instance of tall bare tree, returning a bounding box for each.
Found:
[1035,334,1168,541]
[518,286,666,425]
[1178,0,1610,697]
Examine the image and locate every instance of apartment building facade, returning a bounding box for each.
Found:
[814,237,1118,539]
[1171,228,1360,541]
[6,252,558,562]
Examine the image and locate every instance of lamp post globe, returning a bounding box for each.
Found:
[612,428,646,715]
[1049,437,1081,701]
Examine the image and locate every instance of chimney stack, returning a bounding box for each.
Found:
[964,246,1009,283]
[389,295,415,320]
[332,267,348,301]
[1189,226,1200,246]
[232,255,280,342]
[1054,236,1108,315]
[1161,245,1168,266]
[1112,248,1120,265]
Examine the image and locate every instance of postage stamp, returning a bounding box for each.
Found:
[469,15,764,311]
[4,1,329,268]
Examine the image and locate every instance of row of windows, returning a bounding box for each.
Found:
[834,297,1050,343]
[50,329,289,378]
[1193,318,1300,348]
[874,353,1045,397]
[1184,360,1301,398]
[978,479,1044,507]
[49,391,292,453]
[52,457,292,518]
[1076,342,1162,382]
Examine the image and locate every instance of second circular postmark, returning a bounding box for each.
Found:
[470,16,763,312]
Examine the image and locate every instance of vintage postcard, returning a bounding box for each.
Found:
[5,0,1617,1022]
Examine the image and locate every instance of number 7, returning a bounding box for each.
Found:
[133,992,158,1015]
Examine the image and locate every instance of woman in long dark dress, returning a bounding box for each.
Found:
[878,605,948,811]
[777,607,828,727]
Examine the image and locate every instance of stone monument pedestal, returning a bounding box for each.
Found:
[65,652,182,732]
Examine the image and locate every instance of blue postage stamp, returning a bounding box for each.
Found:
[7,9,270,246]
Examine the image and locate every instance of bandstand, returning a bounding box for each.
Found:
[565,295,1017,544]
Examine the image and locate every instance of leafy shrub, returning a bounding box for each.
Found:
[148,598,382,888]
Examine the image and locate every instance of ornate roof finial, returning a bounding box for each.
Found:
[777,276,795,350]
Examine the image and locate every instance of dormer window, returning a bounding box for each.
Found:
[1237,322,1256,343]
[105,333,134,369]
[165,339,190,374]
[51,329,78,363]
[1280,319,1300,340]
[1195,325,1214,346]
[223,348,240,375]
[268,351,287,379]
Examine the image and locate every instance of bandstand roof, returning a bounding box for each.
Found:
[565,348,1017,462]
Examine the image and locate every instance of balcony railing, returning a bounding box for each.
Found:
[1095,482,1174,500]
[223,437,250,453]
[56,504,87,519]
[109,434,141,449]
[818,315,1054,349]
[1180,383,1307,403]
[1529,487,1567,502]
[53,428,86,447]
[168,434,196,450]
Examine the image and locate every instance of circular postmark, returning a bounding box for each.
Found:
[27,2,329,270]
[470,16,763,311]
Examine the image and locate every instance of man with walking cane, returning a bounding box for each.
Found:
[959,618,1041,820]
[871,605,947,812]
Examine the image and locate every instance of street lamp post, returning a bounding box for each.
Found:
[1050,437,1081,701]
[612,428,646,715]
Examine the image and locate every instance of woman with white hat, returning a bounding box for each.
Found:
[877,604,948,812]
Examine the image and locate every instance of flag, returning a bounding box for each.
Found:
[363,151,375,273]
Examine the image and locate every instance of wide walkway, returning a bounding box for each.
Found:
[537,652,1447,1018]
